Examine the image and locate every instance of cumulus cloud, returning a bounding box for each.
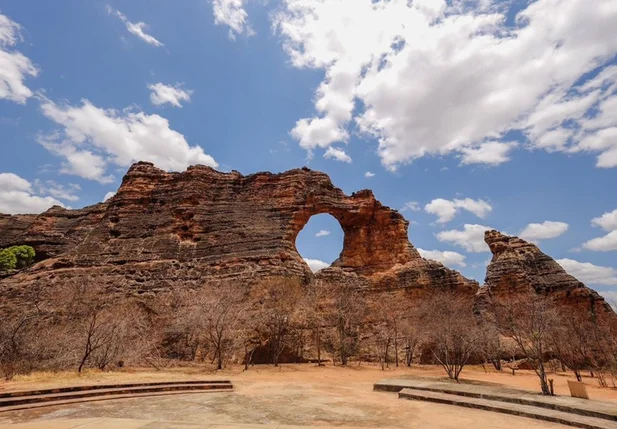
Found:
[303,257,329,272]
[436,224,492,253]
[212,0,254,40]
[401,201,421,212]
[583,231,617,252]
[38,98,218,184]
[107,6,164,47]
[0,13,38,103]
[323,146,352,163]
[148,83,193,108]
[556,258,617,286]
[103,191,116,202]
[519,221,569,243]
[417,248,466,268]
[591,209,617,231]
[0,173,65,214]
[315,229,330,237]
[33,180,81,202]
[272,0,617,170]
[425,198,492,224]
[364,171,375,178]
[583,208,617,251]
[459,142,518,166]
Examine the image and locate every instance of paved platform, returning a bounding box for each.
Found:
[0,418,393,429]
[374,378,617,421]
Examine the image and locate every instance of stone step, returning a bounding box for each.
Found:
[0,383,232,408]
[374,379,617,422]
[0,389,229,414]
[399,389,617,429]
[0,380,231,399]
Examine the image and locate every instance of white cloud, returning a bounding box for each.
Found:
[33,179,81,202]
[583,208,617,252]
[272,0,617,170]
[212,0,254,40]
[38,98,218,184]
[459,141,518,166]
[425,198,492,224]
[583,231,617,252]
[417,248,467,268]
[519,221,569,243]
[0,173,65,214]
[303,257,329,272]
[436,224,492,253]
[323,146,352,163]
[0,13,38,103]
[103,191,116,202]
[364,171,375,178]
[315,229,330,237]
[591,208,617,232]
[600,291,617,310]
[401,201,421,212]
[107,6,164,47]
[556,258,617,286]
[148,83,193,108]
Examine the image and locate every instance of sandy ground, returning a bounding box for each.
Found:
[0,364,615,428]
[2,363,616,401]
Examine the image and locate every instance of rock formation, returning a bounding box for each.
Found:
[481,230,614,317]
[0,162,476,313]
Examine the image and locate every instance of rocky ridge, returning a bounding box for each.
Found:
[0,162,477,313]
[481,230,614,316]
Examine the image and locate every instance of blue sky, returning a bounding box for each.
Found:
[1,0,617,303]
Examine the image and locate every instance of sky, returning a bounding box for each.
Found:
[1,0,617,304]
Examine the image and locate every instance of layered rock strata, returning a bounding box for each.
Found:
[0,162,477,312]
[480,230,614,317]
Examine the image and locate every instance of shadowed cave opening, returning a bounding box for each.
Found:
[295,213,344,272]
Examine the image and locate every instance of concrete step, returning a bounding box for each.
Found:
[399,389,617,429]
[0,380,231,399]
[374,379,617,422]
[0,383,232,408]
[0,389,230,414]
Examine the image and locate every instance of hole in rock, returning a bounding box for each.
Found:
[295,214,344,273]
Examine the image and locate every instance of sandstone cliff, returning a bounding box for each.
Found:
[0,162,476,312]
[481,230,614,316]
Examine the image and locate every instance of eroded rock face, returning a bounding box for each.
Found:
[0,162,477,311]
[482,230,614,316]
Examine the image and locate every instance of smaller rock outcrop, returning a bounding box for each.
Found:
[482,230,615,317]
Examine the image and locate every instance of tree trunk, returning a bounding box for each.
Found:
[394,325,399,368]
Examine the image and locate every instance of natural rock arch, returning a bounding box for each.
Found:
[294,213,344,270]
[0,162,478,314]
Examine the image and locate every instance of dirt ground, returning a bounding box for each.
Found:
[2,363,616,402]
[0,364,615,428]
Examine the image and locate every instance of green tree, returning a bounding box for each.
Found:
[0,249,17,273]
[0,246,35,273]
[10,245,36,268]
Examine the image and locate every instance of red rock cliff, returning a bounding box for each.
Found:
[0,162,477,311]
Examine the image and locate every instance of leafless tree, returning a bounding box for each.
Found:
[495,294,559,395]
[300,279,330,366]
[325,282,366,365]
[549,309,599,381]
[418,291,482,382]
[197,283,247,370]
[400,315,422,367]
[250,279,303,366]
[0,313,39,380]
